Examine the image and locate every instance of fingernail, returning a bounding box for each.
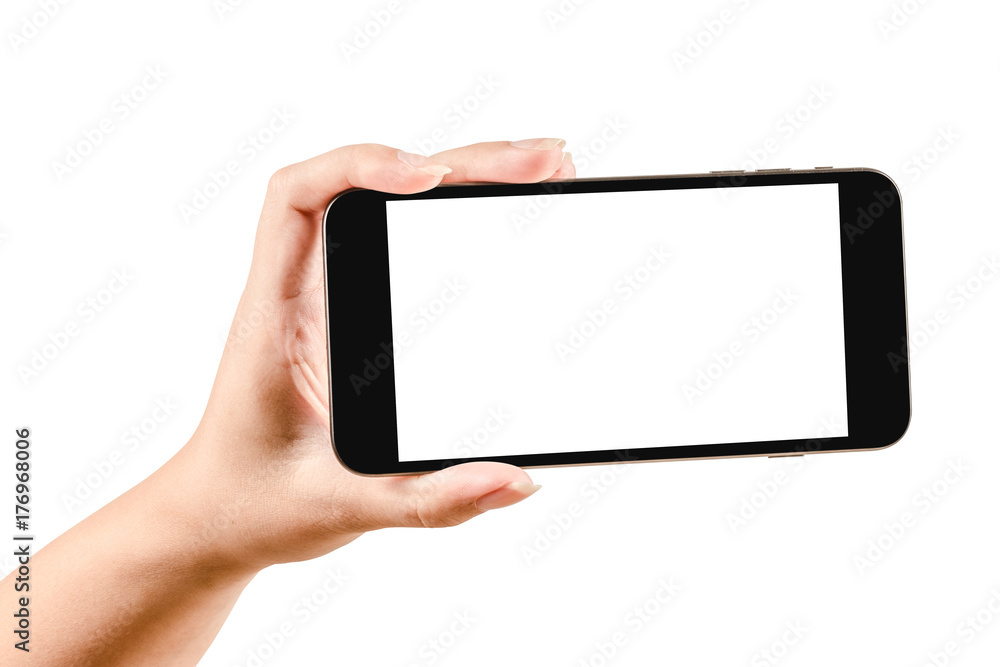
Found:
[397,150,452,177]
[510,137,567,151]
[475,482,542,511]
[561,151,573,164]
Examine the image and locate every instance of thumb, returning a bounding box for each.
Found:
[358,462,541,529]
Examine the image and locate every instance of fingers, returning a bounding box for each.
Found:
[261,138,573,216]
[550,151,576,179]
[349,462,541,530]
[432,138,569,184]
[248,138,574,294]
[264,143,454,214]
[247,143,459,297]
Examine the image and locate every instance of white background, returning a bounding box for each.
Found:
[388,185,848,460]
[1,1,998,665]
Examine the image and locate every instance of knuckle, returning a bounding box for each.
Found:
[409,481,463,529]
[266,165,296,199]
[339,143,372,171]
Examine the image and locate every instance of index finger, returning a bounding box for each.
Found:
[263,139,569,215]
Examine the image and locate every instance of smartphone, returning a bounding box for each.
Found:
[322,167,909,475]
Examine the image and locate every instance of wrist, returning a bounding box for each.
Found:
[141,434,268,579]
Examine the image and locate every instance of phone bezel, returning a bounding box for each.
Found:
[323,168,910,475]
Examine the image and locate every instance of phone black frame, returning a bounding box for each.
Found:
[323,168,909,475]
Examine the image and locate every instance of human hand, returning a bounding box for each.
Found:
[177,139,575,571]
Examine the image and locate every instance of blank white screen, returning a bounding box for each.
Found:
[386,184,848,462]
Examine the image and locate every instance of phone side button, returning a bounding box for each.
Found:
[767,453,805,458]
[814,166,834,169]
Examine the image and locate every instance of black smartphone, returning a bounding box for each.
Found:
[322,167,909,475]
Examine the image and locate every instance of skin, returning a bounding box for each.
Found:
[2,139,576,666]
